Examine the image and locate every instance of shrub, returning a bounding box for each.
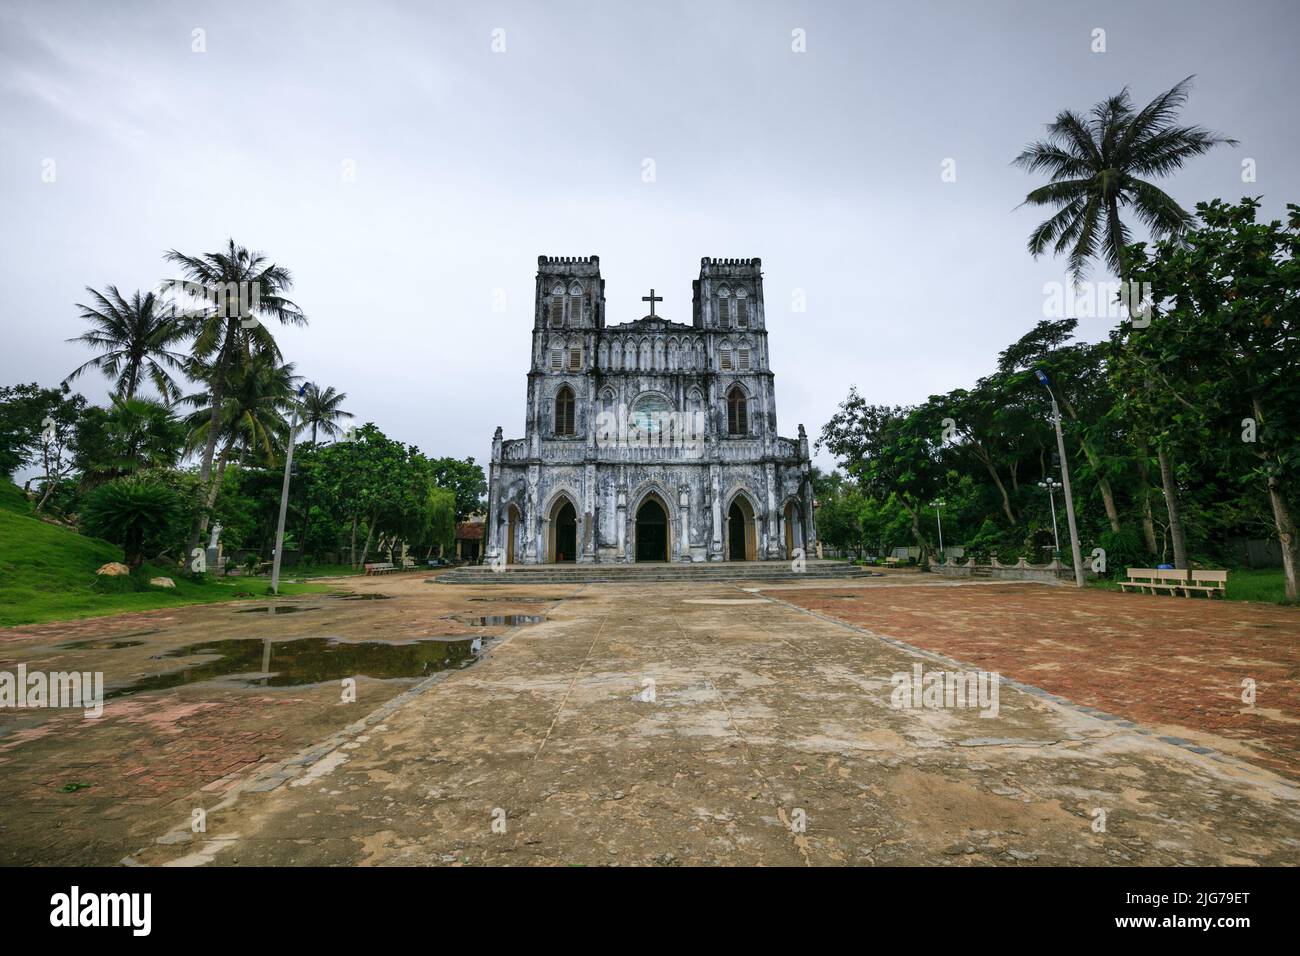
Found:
[1098,527,1144,577]
[80,476,184,569]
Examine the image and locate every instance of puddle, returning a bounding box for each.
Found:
[338,594,393,601]
[467,597,552,604]
[234,605,320,615]
[109,636,480,698]
[58,639,146,650]
[459,615,546,627]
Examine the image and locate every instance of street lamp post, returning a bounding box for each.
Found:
[929,498,945,561]
[1034,370,1086,587]
[1037,478,1062,559]
[270,385,308,596]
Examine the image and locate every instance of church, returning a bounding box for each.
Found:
[485,255,816,564]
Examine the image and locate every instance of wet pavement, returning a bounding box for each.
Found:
[2,573,1298,866]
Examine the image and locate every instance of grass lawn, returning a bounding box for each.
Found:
[1089,567,1293,604]
[292,562,365,579]
[0,482,335,628]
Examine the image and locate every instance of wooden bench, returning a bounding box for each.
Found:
[401,558,418,571]
[1119,568,1158,593]
[884,556,902,566]
[1181,569,1227,598]
[363,562,396,576]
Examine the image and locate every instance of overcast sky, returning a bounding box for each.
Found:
[2,0,1297,474]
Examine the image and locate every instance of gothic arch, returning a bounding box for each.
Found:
[724,485,763,519]
[781,495,805,558]
[724,487,760,561]
[542,488,581,564]
[628,479,680,528]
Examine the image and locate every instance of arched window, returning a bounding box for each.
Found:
[555,385,575,436]
[726,386,748,436]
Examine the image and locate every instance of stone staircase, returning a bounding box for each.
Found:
[434,560,879,585]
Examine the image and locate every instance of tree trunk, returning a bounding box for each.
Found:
[357,517,376,568]
[1135,446,1158,553]
[1252,397,1298,601]
[1076,438,1122,534]
[902,500,930,563]
[350,515,358,569]
[977,453,1017,525]
[1156,442,1188,569]
[187,319,238,557]
[1263,473,1298,602]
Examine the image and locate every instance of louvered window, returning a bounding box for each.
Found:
[727,386,748,435]
[720,347,733,371]
[555,386,575,436]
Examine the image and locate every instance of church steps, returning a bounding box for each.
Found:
[434,563,877,585]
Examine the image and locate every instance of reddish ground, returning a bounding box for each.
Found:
[776,582,1300,780]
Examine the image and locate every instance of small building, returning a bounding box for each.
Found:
[455,515,485,563]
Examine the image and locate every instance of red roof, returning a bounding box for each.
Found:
[456,522,484,540]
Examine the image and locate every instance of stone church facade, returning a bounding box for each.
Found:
[485,255,816,564]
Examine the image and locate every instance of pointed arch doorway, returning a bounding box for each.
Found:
[726,497,757,561]
[634,497,670,562]
[548,498,577,563]
[506,504,519,565]
[783,500,803,557]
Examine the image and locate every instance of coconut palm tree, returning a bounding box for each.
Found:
[65,286,190,401]
[1015,77,1236,572]
[1014,77,1237,280]
[300,383,353,445]
[182,352,301,480]
[163,240,306,554]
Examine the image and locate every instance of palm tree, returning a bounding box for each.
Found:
[1014,76,1237,280]
[163,240,306,555]
[182,352,301,483]
[300,382,353,444]
[1015,77,1236,569]
[65,286,189,401]
[77,396,187,487]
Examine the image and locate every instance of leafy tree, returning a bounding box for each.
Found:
[65,286,189,401]
[427,456,487,520]
[819,393,943,560]
[1016,77,1237,568]
[72,396,186,486]
[1124,198,1300,598]
[0,383,85,511]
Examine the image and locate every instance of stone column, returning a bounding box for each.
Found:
[485,426,503,561]
[581,463,597,563]
[709,464,723,560]
[764,462,780,558]
[678,484,690,561]
[616,487,627,561]
[526,465,540,563]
